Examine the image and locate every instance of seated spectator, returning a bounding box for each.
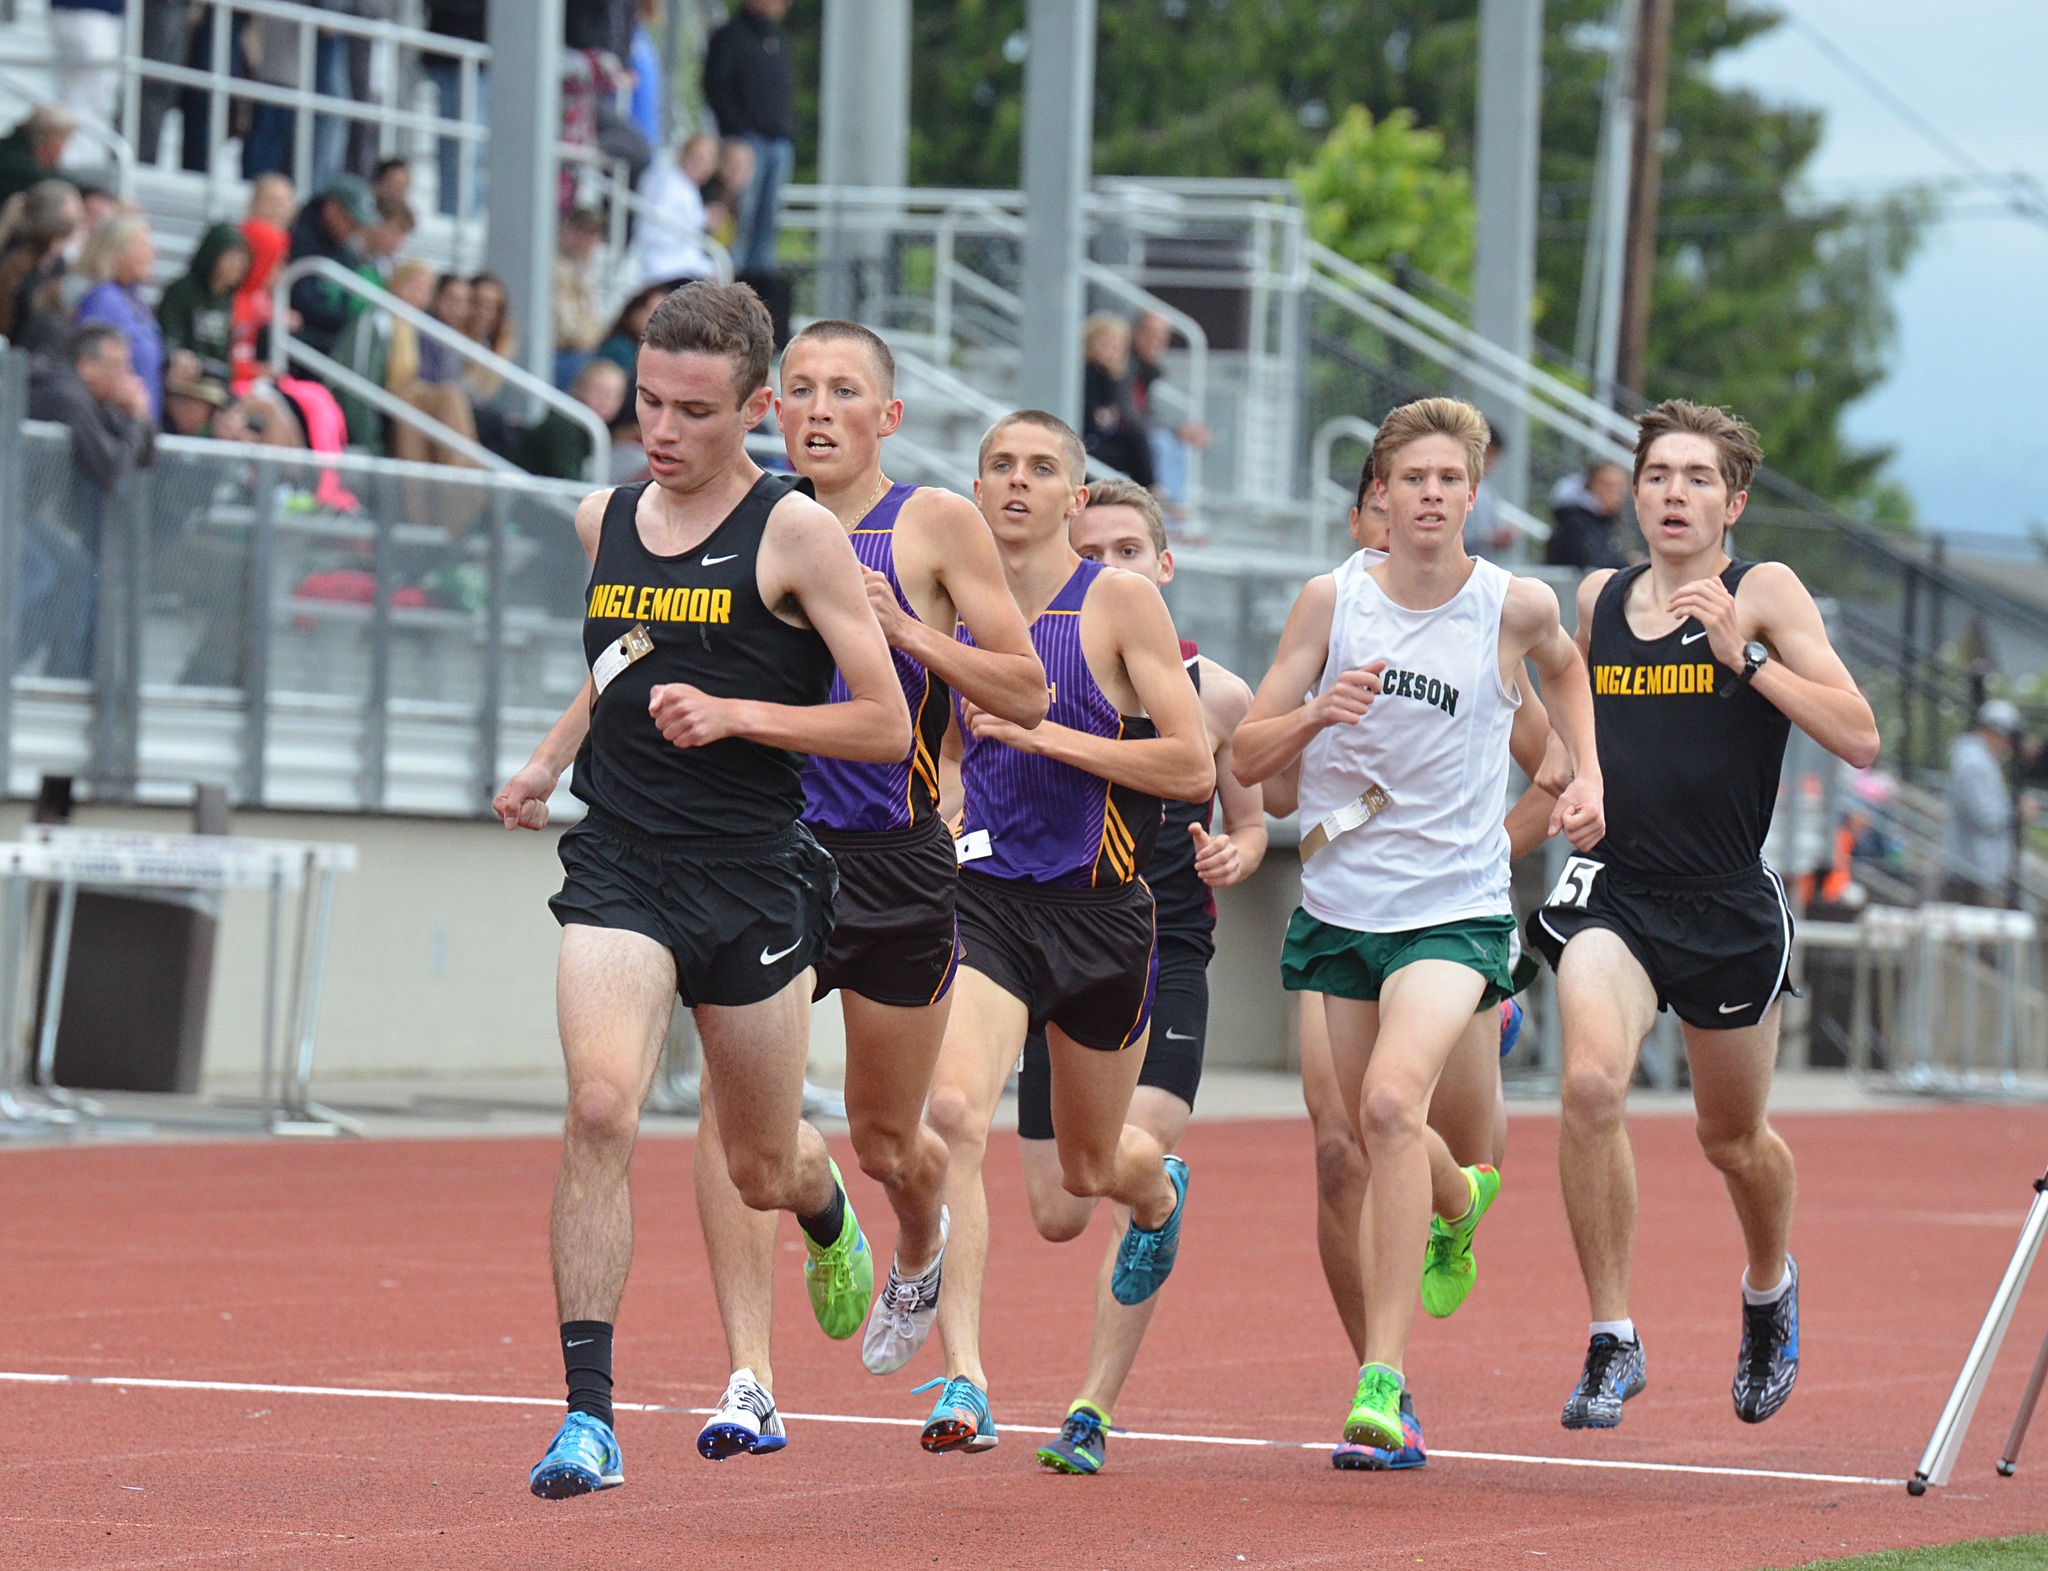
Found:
[517,357,626,480]
[156,223,250,385]
[248,171,296,231]
[635,136,718,286]
[1544,460,1630,569]
[0,105,75,205]
[357,195,416,288]
[1080,313,1153,487]
[231,185,294,395]
[595,282,668,433]
[76,213,167,424]
[387,265,482,471]
[465,270,515,389]
[554,207,605,386]
[371,157,411,209]
[287,173,376,358]
[163,373,234,438]
[1129,310,1209,508]
[0,179,83,355]
[421,273,472,383]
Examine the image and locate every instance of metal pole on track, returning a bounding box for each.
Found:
[1997,1320,2048,1477]
[1016,0,1097,427]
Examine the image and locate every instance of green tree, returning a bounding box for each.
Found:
[1296,105,1475,293]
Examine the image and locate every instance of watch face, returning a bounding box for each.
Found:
[1744,641,1768,666]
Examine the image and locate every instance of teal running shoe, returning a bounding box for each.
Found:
[913,1374,998,1454]
[529,1411,623,1499]
[1111,1154,1189,1306]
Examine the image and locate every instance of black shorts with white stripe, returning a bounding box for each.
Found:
[1524,857,1794,1031]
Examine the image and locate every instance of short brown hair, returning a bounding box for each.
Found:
[1632,399,1763,495]
[786,318,896,399]
[641,280,774,403]
[1082,475,1166,554]
[1370,396,1490,489]
[978,409,1087,484]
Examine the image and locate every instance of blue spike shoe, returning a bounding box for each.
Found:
[529,1411,624,1499]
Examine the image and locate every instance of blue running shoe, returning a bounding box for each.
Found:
[1333,1386,1426,1471]
[914,1375,998,1453]
[1111,1154,1189,1306]
[1036,1401,1109,1475]
[1733,1257,1800,1424]
[1560,1333,1647,1429]
[1498,996,1524,1060]
[697,1368,787,1460]
[529,1411,623,1499]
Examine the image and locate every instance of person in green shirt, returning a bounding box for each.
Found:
[155,224,251,384]
[515,357,625,481]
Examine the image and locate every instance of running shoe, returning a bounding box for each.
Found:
[913,1374,998,1454]
[1498,996,1524,1060]
[1560,1332,1647,1429]
[1111,1154,1189,1306]
[1036,1400,1109,1475]
[1420,1164,1501,1318]
[861,1207,949,1376]
[696,1368,788,1460]
[1343,1362,1406,1450]
[1333,1385,1426,1471]
[528,1410,624,1498]
[803,1158,874,1341]
[1732,1257,1800,1424]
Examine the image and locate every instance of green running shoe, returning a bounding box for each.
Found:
[1343,1362,1405,1450]
[803,1159,874,1340]
[1421,1164,1500,1319]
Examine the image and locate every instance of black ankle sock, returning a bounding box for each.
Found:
[560,1321,614,1428]
[798,1181,846,1249]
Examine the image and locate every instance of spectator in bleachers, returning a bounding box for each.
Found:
[424,0,486,216]
[701,137,754,257]
[288,173,376,358]
[163,371,236,438]
[1081,313,1154,488]
[635,135,718,288]
[1944,699,2023,907]
[594,282,668,434]
[553,207,606,387]
[0,180,84,355]
[628,0,666,151]
[312,0,394,188]
[1544,460,1630,569]
[703,0,794,275]
[422,273,472,383]
[76,212,166,424]
[0,106,77,205]
[1129,310,1209,508]
[330,255,430,453]
[357,195,415,287]
[248,172,296,232]
[371,157,411,210]
[136,0,190,166]
[46,1,122,144]
[156,223,251,385]
[517,355,626,482]
[241,12,304,181]
[231,177,295,393]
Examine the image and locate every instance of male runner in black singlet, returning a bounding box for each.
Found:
[491,283,912,1499]
[1015,477,1267,1475]
[1529,401,1879,1431]
[688,320,1048,1454]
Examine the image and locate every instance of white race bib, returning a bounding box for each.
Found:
[955,828,992,865]
[591,623,654,695]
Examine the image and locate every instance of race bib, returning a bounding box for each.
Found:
[1545,855,1604,910]
[591,622,654,695]
[955,828,993,865]
[1299,784,1393,862]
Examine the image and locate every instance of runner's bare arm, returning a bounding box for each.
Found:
[1191,658,1266,887]
[1233,575,1385,785]
[882,490,1048,726]
[1506,576,1604,851]
[648,492,911,763]
[960,571,1214,802]
[1667,562,1879,768]
[1573,568,1615,664]
[492,491,613,828]
[1504,670,1559,860]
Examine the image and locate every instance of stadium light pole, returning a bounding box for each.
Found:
[1471,0,1544,510]
[486,0,563,389]
[818,0,911,319]
[1016,0,1097,428]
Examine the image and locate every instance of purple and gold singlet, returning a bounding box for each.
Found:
[957,557,1162,888]
[801,483,952,833]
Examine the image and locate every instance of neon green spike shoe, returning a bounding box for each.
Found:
[1421,1164,1501,1319]
[803,1159,874,1341]
[1343,1363,1405,1450]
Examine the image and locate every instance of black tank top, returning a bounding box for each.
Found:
[570,474,837,838]
[1587,560,1792,879]
[1145,643,1216,942]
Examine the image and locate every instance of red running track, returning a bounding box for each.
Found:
[2,1107,2046,1569]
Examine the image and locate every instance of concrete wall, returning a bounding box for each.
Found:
[0,804,1299,1089]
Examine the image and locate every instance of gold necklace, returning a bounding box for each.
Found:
[846,473,892,529]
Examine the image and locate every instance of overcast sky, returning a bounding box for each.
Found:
[1711,0,2048,535]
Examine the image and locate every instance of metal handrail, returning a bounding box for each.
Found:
[272,257,610,484]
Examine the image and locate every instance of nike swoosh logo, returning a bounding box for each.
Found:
[564,1339,593,1348]
[1682,630,1708,645]
[760,939,802,965]
[1164,1029,1195,1041]
[1717,1002,1747,1015]
[702,553,737,566]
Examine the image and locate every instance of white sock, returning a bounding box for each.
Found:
[1742,1263,1792,1305]
[1590,1318,1637,1346]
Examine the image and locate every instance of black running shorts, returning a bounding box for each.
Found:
[1525,855,1794,1031]
[1017,933,1208,1138]
[955,869,1157,1052]
[809,818,962,1008]
[550,808,837,1009]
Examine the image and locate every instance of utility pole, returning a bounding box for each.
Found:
[1615,0,1673,401]
[486,0,562,387]
[817,0,911,318]
[1016,0,1096,427]
[1471,0,1544,509]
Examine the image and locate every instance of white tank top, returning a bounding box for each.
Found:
[1298,550,1520,932]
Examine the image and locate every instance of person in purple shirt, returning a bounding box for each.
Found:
[914,410,1213,1455]
[75,213,166,425]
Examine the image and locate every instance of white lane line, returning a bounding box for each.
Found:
[0,1371,1898,1488]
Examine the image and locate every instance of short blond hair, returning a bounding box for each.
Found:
[1082,475,1165,554]
[1633,399,1762,495]
[978,409,1087,484]
[1370,396,1490,488]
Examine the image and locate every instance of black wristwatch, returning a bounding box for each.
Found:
[1738,640,1770,684]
